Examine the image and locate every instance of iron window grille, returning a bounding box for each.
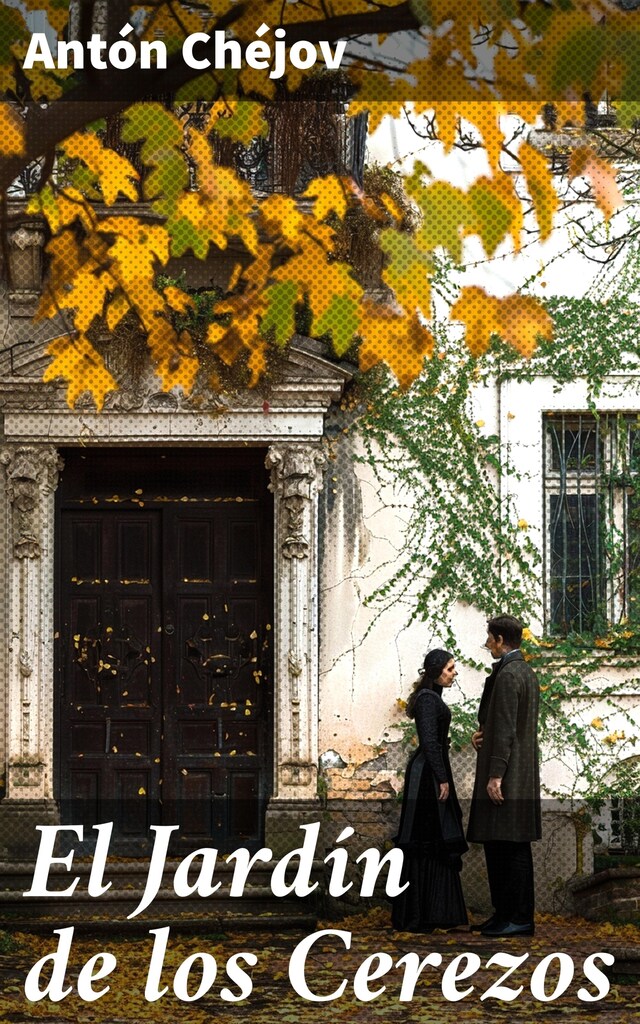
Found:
[610,795,640,855]
[544,412,640,634]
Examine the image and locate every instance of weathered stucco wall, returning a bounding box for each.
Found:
[316,376,640,915]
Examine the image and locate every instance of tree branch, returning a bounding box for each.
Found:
[0,1,421,194]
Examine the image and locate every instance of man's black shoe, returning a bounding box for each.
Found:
[470,915,500,932]
[481,921,535,937]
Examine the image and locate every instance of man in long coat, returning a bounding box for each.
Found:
[467,614,541,937]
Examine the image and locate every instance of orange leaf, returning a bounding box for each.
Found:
[0,102,24,156]
[569,148,623,220]
[451,287,501,357]
[498,295,553,358]
[359,303,434,388]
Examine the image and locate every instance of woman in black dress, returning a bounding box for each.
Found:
[392,649,468,932]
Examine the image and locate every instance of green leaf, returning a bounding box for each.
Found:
[379,230,432,314]
[175,74,221,102]
[415,181,468,264]
[169,217,209,259]
[467,179,512,256]
[408,0,433,27]
[260,281,297,347]
[314,295,360,356]
[0,7,28,62]
[214,100,268,145]
[122,105,189,216]
[550,26,606,95]
[122,103,184,152]
[615,100,640,130]
[146,155,190,215]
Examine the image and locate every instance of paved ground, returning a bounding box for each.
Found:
[0,909,638,1024]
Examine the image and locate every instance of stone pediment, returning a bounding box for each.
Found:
[0,332,353,419]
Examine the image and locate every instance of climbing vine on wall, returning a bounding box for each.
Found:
[355,285,640,809]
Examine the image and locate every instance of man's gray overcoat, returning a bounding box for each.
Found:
[467,651,542,843]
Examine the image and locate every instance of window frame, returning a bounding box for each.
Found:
[542,412,640,635]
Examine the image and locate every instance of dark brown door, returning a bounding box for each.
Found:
[56,449,272,854]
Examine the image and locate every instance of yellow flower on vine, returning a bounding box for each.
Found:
[517,519,528,530]
[603,731,626,744]
[522,628,540,645]
[591,717,605,730]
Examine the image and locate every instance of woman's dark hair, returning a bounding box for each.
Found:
[406,649,453,718]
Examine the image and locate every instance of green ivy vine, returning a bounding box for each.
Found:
[353,283,640,817]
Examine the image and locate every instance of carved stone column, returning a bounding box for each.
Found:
[1,445,63,805]
[265,444,326,813]
[7,225,46,316]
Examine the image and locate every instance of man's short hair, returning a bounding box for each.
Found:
[487,614,523,648]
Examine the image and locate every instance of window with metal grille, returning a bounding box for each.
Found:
[544,413,640,634]
[610,795,640,855]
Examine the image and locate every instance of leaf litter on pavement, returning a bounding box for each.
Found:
[0,908,637,1024]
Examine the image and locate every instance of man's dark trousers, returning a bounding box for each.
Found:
[484,840,534,924]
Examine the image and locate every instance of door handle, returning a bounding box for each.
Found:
[165,624,175,635]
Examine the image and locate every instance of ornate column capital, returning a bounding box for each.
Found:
[1,445,64,559]
[266,444,326,560]
[8,226,46,250]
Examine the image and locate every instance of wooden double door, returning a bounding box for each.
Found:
[56,449,273,853]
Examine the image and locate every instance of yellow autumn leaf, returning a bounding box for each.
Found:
[163,285,194,314]
[238,63,277,100]
[105,293,131,332]
[67,265,110,333]
[43,334,117,410]
[518,141,559,242]
[273,243,358,321]
[146,320,199,394]
[62,132,139,205]
[459,102,505,174]
[259,194,305,246]
[303,175,349,222]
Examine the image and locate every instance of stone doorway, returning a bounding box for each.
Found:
[55,448,273,854]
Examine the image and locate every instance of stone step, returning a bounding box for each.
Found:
[0,859,322,933]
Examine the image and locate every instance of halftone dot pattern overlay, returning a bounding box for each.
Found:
[1,2,639,102]
[0,8,637,1018]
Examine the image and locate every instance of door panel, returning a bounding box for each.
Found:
[57,449,272,854]
[60,509,162,847]
[163,505,269,850]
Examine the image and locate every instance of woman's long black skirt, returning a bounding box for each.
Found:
[391,847,467,932]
